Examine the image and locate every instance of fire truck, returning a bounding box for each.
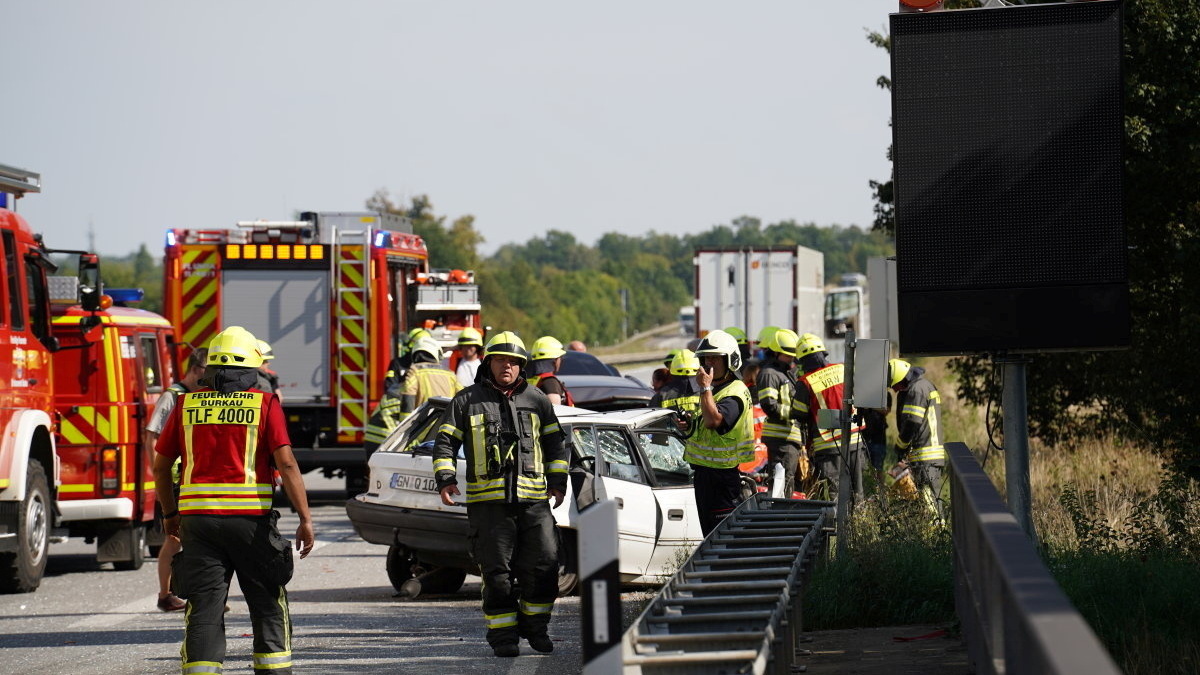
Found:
[1,163,171,592]
[162,212,481,492]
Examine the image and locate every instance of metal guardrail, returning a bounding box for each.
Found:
[947,441,1122,675]
[621,494,833,674]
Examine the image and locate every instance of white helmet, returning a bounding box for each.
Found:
[411,336,444,363]
[694,329,742,372]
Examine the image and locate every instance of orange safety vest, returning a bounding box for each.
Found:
[797,364,864,454]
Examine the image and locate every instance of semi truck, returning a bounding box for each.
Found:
[1,163,174,592]
[692,246,870,361]
[162,212,481,493]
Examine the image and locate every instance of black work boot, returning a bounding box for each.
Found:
[493,643,519,658]
[526,634,554,653]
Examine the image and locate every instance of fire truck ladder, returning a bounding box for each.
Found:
[332,227,370,444]
[622,494,833,674]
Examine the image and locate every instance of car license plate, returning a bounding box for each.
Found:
[390,472,438,493]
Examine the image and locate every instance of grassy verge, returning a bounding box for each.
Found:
[803,357,1200,674]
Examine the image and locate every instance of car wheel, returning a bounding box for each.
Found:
[386,543,415,592]
[556,530,579,596]
[421,567,468,595]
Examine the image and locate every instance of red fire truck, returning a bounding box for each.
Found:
[1,163,170,592]
[162,212,481,493]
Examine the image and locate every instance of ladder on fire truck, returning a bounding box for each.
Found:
[331,226,370,444]
[622,494,833,674]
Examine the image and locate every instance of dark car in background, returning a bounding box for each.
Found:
[558,350,652,410]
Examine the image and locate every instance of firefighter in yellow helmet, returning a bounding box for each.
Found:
[791,332,866,501]
[686,330,756,534]
[433,331,568,657]
[365,338,462,456]
[455,327,485,386]
[651,349,702,427]
[153,326,314,674]
[383,327,432,391]
[255,339,283,400]
[755,329,808,498]
[527,336,574,406]
[889,359,946,518]
[723,326,752,365]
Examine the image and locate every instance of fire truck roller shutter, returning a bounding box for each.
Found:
[220,269,330,402]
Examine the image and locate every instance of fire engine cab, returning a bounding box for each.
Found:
[0,163,169,593]
[163,212,481,493]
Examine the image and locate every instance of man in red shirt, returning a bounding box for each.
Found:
[154,326,314,675]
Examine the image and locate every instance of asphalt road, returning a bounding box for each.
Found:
[0,497,597,674]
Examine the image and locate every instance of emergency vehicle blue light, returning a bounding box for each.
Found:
[374,231,391,248]
[106,288,145,304]
[165,231,177,247]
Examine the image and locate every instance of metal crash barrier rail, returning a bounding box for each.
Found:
[621,494,833,674]
[947,441,1122,675]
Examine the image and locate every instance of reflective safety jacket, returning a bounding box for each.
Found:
[401,363,462,418]
[895,372,945,463]
[755,359,803,444]
[527,372,575,407]
[363,387,404,451]
[793,363,864,455]
[654,377,701,416]
[683,378,756,469]
[432,377,567,504]
[155,388,290,516]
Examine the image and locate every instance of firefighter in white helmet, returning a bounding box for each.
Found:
[685,330,756,534]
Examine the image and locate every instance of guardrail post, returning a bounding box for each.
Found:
[580,499,622,674]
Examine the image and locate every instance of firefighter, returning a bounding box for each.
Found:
[527,336,574,406]
[653,349,702,430]
[755,329,808,498]
[383,327,432,391]
[889,359,946,518]
[255,340,283,401]
[400,337,461,416]
[153,326,315,675]
[455,327,485,386]
[144,347,207,613]
[791,333,866,501]
[433,331,568,657]
[684,330,756,535]
[723,326,753,366]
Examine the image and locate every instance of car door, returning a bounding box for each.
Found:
[573,424,657,579]
[636,428,703,576]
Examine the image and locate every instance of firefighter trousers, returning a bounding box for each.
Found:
[466,501,560,648]
[691,465,743,535]
[175,513,293,674]
[813,441,866,502]
[911,460,948,520]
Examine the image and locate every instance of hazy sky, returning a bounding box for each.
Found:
[4,1,897,257]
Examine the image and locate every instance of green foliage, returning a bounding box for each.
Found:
[52,244,164,315]
[804,500,954,630]
[869,1,1200,469]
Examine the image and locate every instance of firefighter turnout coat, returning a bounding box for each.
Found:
[895,372,945,463]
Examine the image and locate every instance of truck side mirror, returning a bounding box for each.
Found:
[78,253,102,312]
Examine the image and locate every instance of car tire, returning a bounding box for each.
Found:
[421,567,468,595]
[556,529,579,596]
[0,460,51,593]
[386,543,415,592]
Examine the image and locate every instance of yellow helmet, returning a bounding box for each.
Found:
[256,340,275,362]
[763,328,799,357]
[663,348,682,369]
[207,326,263,368]
[755,325,780,346]
[694,329,742,371]
[723,326,748,345]
[530,336,566,360]
[889,359,912,388]
[795,332,827,359]
[457,327,484,347]
[484,331,529,364]
[669,349,700,377]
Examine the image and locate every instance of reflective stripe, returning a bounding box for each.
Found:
[519,599,554,615]
[910,445,946,462]
[182,662,223,674]
[439,423,464,440]
[179,484,273,513]
[432,458,456,473]
[486,612,518,629]
[253,651,292,669]
[902,404,926,417]
[469,413,488,478]
[545,459,568,474]
[543,422,560,435]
